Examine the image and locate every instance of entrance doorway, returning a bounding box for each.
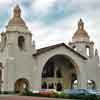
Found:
[56,82,62,91]
[15,78,29,93]
[42,55,79,91]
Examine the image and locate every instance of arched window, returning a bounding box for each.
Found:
[0,63,3,83]
[0,70,2,82]
[71,73,77,89]
[42,81,47,89]
[48,83,54,89]
[4,36,7,48]
[15,78,29,92]
[73,80,78,89]
[42,62,55,78]
[87,80,96,89]
[0,63,3,68]
[86,46,90,56]
[56,82,62,91]
[56,69,62,78]
[18,36,25,50]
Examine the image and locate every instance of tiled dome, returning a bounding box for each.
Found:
[7,5,27,27]
[72,19,89,41]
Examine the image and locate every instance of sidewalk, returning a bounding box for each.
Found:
[0,96,76,100]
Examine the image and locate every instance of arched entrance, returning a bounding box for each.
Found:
[87,80,96,89]
[14,78,29,93]
[41,55,79,91]
[56,82,62,91]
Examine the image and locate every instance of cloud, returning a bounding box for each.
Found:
[26,11,100,55]
[70,0,100,11]
[19,0,32,7]
[31,0,56,15]
[26,16,79,48]
[0,0,13,4]
[0,0,100,53]
[24,0,100,25]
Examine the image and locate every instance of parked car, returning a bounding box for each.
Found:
[87,89,100,96]
[63,89,96,99]
[95,90,100,96]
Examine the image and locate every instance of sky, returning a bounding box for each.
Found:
[0,0,100,53]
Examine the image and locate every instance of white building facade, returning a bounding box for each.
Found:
[0,5,100,92]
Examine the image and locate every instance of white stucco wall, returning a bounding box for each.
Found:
[35,45,89,89]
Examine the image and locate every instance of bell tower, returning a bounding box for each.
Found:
[1,5,36,91]
[69,19,94,58]
[1,4,36,53]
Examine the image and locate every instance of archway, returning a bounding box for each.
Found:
[41,55,79,91]
[56,82,62,91]
[18,36,25,50]
[87,80,96,89]
[71,74,77,88]
[14,78,29,93]
[42,81,47,89]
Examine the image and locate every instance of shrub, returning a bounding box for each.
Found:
[39,91,56,97]
[2,91,16,94]
[20,90,98,100]
[20,90,34,96]
[57,92,68,98]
